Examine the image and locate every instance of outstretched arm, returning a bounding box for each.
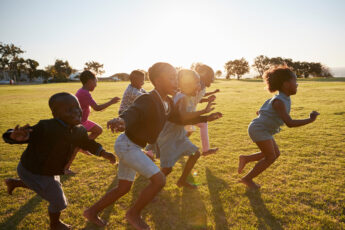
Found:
[272,99,319,128]
[3,124,33,144]
[204,89,220,97]
[91,97,121,111]
[177,97,215,121]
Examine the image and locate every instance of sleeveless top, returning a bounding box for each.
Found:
[252,91,291,134]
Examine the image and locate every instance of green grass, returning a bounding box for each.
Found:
[0,80,344,229]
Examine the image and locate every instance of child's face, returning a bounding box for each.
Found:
[86,78,97,91]
[54,96,82,126]
[180,75,201,96]
[287,74,298,95]
[132,76,145,89]
[201,74,214,87]
[155,68,178,96]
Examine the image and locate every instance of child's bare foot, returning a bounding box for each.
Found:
[126,211,150,230]
[177,180,198,189]
[238,155,247,174]
[202,148,218,156]
[238,178,261,190]
[5,179,16,195]
[50,220,71,230]
[83,208,107,227]
[64,169,76,175]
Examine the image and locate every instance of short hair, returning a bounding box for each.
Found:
[48,92,74,112]
[79,70,96,85]
[148,62,175,86]
[129,70,145,82]
[194,64,214,82]
[263,65,295,92]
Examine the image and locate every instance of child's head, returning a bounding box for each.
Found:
[148,62,177,96]
[80,70,97,91]
[263,66,298,95]
[129,70,145,89]
[178,69,201,96]
[194,64,214,88]
[49,92,82,126]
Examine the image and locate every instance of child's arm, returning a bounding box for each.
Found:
[204,89,220,97]
[199,95,216,103]
[177,97,215,121]
[3,124,34,144]
[77,128,116,164]
[108,94,150,133]
[272,99,319,127]
[169,98,222,125]
[91,97,121,111]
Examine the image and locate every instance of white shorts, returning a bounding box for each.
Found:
[114,134,160,181]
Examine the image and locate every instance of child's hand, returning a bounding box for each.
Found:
[107,118,125,133]
[101,151,116,164]
[256,111,260,115]
[203,101,216,114]
[207,95,216,102]
[309,111,320,122]
[214,89,220,93]
[207,112,222,122]
[111,97,121,104]
[10,124,32,142]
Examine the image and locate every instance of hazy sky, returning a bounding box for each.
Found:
[1,0,345,76]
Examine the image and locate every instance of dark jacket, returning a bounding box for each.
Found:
[3,119,103,176]
[120,90,208,148]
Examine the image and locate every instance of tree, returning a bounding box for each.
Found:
[45,59,73,81]
[54,59,72,80]
[190,62,203,71]
[25,59,39,81]
[215,70,222,78]
[0,43,25,81]
[84,61,105,76]
[224,58,250,80]
[252,55,270,77]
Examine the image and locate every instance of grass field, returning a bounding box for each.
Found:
[0,79,344,230]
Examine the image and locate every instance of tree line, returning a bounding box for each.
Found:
[1,42,334,82]
[223,55,333,79]
[0,43,105,82]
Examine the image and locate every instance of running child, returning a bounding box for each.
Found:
[238,66,320,189]
[155,69,221,189]
[3,92,115,230]
[83,62,222,230]
[64,70,120,174]
[118,70,147,115]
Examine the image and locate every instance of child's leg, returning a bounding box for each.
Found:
[4,178,28,195]
[197,123,218,155]
[49,211,71,230]
[87,124,103,140]
[84,179,133,227]
[238,152,264,174]
[126,172,165,229]
[161,167,173,176]
[177,151,201,189]
[240,139,278,189]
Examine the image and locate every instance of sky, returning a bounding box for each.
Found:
[1,0,345,76]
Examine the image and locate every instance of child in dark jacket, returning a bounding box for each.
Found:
[3,92,115,230]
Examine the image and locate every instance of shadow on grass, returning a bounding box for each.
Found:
[245,190,283,230]
[82,175,119,230]
[0,174,72,229]
[206,168,230,230]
